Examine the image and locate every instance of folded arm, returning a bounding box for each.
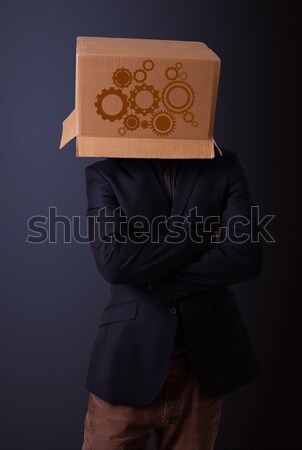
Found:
[149,153,264,303]
[85,165,216,285]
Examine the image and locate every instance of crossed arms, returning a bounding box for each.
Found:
[85,153,263,302]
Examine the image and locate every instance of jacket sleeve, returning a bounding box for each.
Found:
[149,152,264,303]
[85,165,216,285]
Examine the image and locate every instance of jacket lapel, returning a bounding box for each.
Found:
[120,157,207,219]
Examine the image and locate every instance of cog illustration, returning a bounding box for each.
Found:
[140,120,149,129]
[150,110,176,137]
[162,81,195,114]
[183,111,194,123]
[129,83,160,116]
[143,59,155,71]
[118,127,127,136]
[95,87,129,122]
[112,67,132,88]
[123,114,140,131]
[133,69,147,83]
[165,66,179,81]
[95,59,197,136]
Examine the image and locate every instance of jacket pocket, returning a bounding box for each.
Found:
[99,300,138,326]
[213,294,240,315]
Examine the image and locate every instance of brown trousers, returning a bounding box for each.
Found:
[81,354,223,450]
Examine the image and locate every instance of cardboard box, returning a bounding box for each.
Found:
[59,36,221,158]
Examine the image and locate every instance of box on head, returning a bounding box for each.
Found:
[59,36,221,159]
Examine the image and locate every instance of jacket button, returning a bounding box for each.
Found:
[168,306,177,315]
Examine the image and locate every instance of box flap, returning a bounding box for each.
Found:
[59,109,76,149]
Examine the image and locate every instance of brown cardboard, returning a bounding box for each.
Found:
[59,36,221,158]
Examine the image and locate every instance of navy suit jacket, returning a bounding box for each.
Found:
[84,147,263,405]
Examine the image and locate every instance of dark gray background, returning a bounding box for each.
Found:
[0,0,299,449]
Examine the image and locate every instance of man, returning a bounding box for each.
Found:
[81,146,263,450]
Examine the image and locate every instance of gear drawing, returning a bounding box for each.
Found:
[150,110,176,137]
[118,127,127,136]
[133,69,147,83]
[140,120,149,129]
[123,114,140,131]
[162,81,195,114]
[165,66,179,81]
[95,87,129,122]
[183,111,194,123]
[112,67,132,88]
[95,59,197,136]
[143,59,155,71]
[129,83,160,116]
